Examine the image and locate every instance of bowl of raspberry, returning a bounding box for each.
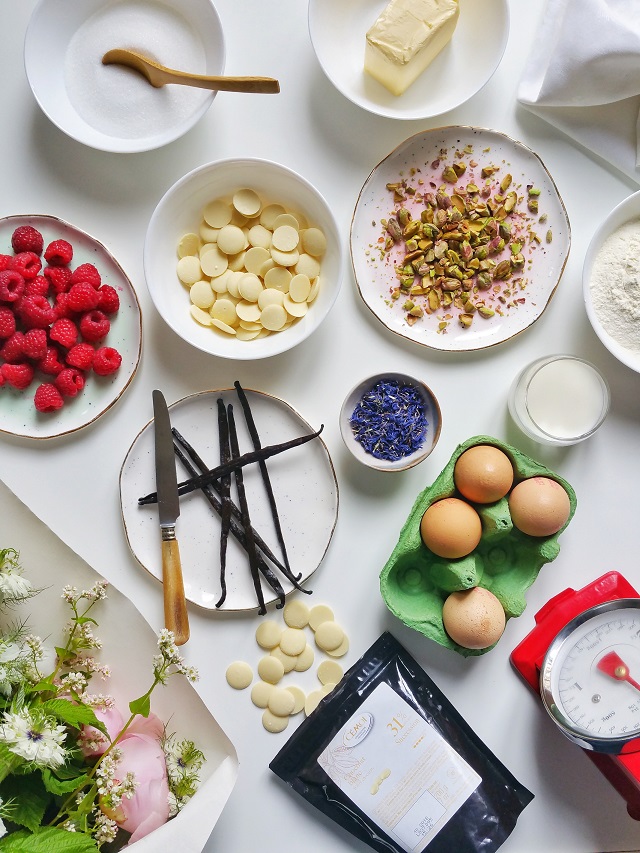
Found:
[24,0,225,153]
[0,215,142,439]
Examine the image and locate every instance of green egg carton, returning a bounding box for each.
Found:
[379,435,577,657]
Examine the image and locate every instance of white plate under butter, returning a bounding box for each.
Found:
[351,127,571,352]
[308,0,509,120]
[120,389,339,613]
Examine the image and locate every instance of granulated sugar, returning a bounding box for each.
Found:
[64,0,209,140]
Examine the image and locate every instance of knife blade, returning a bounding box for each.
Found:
[152,389,189,646]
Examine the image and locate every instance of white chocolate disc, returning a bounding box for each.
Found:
[210,269,231,294]
[178,232,200,258]
[264,266,291,292]
[279,627,307,657]
[225,660,253,690]
[304,689,325,717]
[272,225,300,252]
[259,258,276,278]
[270,646,297,673]
[251,680,273,708]
[236,327,262,341]
[295,253,321,280]
[294,644,314,672]
[233,188,262,218]
[258,288,285,310]
[289,274,311,303]
[262,708,289,733]
[236,300,262,323]
[177,255,202,285]
[268,687,296,717]
[203,199,232,228]
[301,228,327,257]
[260,203,286,229]
[244,246,271,275]
[210,318,237,335]
[257,655,285,684]
[217,225,247,256]
[308,277,321,303]
[199,222,220,242]
[283,294,308,318]
[248,225,272,250]
[309,605,334,631]
[238,273,263,302]
[270,247,299,267]
[255,620,282,649]
[190,280,215,309]
[273,213,300,231]
[225,271,242,299]
[200,246,228,278]
[283,599,310,629]
[317,659,343,686]
[315,621,345,652]
[260,303,287,331]
[190,304,212,326]
[210,298,238,327]
[228,250,247,272]
[286,685,306,715]
[326,635,349,658]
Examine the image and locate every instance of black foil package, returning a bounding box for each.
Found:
[270,632,533,853]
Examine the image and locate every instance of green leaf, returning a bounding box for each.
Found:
[74,617,97,627]
[0,827,99,852]
[0,772,50,833]
[40,700,107,736]
[0,744,21,784]
[129,693,150,718]
[26,679,56,694]
[42,768,91,796]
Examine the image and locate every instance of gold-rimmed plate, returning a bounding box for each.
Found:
[119,388,339,613]
[351,127,571,352]
[0,214,142,439]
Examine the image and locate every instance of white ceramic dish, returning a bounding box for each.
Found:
[340,372,442,472]
[144,158,343,360]
[120,388,339,612]
[583,190,640,374]
[0,214,142,440]
[351,126,571,352]
[308,0,509,120]
[24,0,225,153]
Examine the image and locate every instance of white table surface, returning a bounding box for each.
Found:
[2,2,640,852]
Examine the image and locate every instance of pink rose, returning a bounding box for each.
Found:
[80,706,125,757]
[125,711,165,742]
[114,732,170,844]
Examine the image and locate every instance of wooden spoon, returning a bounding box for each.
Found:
[102,48,280,94]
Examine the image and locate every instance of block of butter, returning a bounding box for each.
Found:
[364,0,460,96]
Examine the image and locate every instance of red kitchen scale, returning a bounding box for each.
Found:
[511,571,640,819]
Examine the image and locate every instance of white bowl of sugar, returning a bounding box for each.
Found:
[583,190,640,374]
[24,0,225,153]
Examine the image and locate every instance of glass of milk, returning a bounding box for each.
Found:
[508,355,610,446]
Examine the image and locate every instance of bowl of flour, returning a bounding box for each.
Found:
[584,189,640,374]
[24,0,225,153]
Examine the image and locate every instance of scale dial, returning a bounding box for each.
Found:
[540,599,640,754]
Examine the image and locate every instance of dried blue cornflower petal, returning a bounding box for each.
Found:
[349,379,428,461]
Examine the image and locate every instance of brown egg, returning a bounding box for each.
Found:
[508,476,571,537]
[420,497,482,559]
[442,586,506,649]
[454,445,514,504]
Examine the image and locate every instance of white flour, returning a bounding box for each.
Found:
[64,0,208,140]
[589,218,640,354]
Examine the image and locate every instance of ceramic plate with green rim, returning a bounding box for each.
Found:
[0,214,142,440]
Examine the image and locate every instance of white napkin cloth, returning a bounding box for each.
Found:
[518,0,640,183]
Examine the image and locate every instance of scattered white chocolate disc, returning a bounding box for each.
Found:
[304,689,325,717]
[251,681,273,708]
[309,605,334,631]
[225,661,253,690]
[238,273,263,302]
[326,635,349,658]
[257,655,285,684]
[260,203,286,230]
[289,274,311,303]
[272,224,300,252]
[258,288,285,310]
[295,253,320,280]
[268,686,296,717]
[286,686,306,714]
[217,224,247,256]
[315,621,345,652]
[302,227,327,257]
[190,280,215,309]
[294,644,314,672]
[255,620,282,650]
[263,266,291,292]
[262,709,289,733]
[245,245,271,274]
[233,188,262,218]
[283,294,308,318]
[247,226,272,251]
[270,646,297,674]
[177,255,202,285]
[236,300,262,323]
[279,627,307,657]
[200,246,228,278]
[317,659,343,686]
[210,298,238,327]
[283,599,310,629]
[261,303,287,331]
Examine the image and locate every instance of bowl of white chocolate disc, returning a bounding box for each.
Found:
[144,158,343,359]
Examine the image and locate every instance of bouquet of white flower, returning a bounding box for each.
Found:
[0,547,205,852]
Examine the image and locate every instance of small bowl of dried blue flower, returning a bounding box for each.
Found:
[339,372,442,472]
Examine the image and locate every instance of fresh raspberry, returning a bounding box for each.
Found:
[17,295,56,330]
[1,362,34,390]
[11,225,44,256]
[44,265,73,294]
[67,282,100,312]
[66,342,95,371]
[0,307,16,339]
[0,372,4,387]
[49,317,78,349]
[44,239,73,267]
[0,270,25,303]
[93,346,122,376]
[79,310,110,343]
[24,275,50,298]
[97,284,120,314]
[37,346,65,376]
[0,331,25,363]
[55,367,85,397]
[9,251,42,281]
[22,328,48,360]
[0,255,12,272]
[53,292,72,319]
[70,263,101,289]
[34,382,64,413]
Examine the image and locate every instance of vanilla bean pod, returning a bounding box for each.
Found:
[171,440,286,609]
[216,398,232,608]
[138,425,324,505]
[234,380,300,581]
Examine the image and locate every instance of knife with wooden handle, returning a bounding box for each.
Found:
[152,389,190,646]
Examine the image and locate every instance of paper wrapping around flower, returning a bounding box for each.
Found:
[0,476,238,851]
[518,0,640,183]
